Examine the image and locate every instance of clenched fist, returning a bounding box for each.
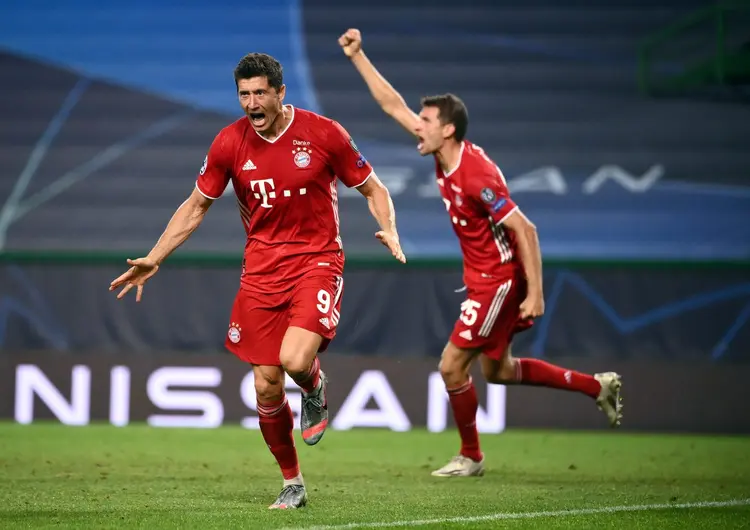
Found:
[338,28,362,57]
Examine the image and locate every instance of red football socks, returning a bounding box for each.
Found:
[517,358,601,399]
[295,356,321,394]
[447,377,483,462]
[257,395,300,480]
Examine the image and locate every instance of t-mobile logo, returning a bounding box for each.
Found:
[250,179,276,208]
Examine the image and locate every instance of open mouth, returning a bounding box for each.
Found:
[416,135,424,151]
[249,112,267,128]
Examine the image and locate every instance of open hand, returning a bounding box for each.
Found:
[109,257,160,302]
[375,231,406,263]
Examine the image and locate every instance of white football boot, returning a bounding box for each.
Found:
[594,372,623,427]
[431,455,485,477]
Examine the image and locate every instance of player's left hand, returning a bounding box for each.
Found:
[519,292,544,319]
[375,231,406,263]
[338,28,363,57]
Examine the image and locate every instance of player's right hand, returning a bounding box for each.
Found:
[338,28,362,57]
[109,257,160,303]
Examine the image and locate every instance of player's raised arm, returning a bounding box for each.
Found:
[339,28,420,136]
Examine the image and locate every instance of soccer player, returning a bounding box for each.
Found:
[338,29,623,477]
[109,53,406,507]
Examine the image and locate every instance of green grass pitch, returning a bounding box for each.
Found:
[1,423,749,529]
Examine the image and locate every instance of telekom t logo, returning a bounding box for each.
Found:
[250,179,276,208]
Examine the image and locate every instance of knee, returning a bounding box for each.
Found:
[254,370,285,403]
[439,352,471,388]
[279,327,321,378]
[280,353,310,379]
[483,356,519,385]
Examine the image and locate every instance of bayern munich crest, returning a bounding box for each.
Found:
[228,322,241,343]
[293,147,312,168]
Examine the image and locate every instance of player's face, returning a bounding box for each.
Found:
[237,77,286,132]
[415,106,453,156]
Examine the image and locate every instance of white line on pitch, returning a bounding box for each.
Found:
[287,498,750,530]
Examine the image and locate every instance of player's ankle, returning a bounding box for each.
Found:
[300,378,322,397]
[283,473,304,487]
[460,450,483,463]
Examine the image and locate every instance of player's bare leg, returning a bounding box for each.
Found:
[431,341,486,478]
[280,326,329,446]
[481,346,623,427]
[253,364,308,509]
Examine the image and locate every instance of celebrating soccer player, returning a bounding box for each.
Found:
[339,28,622,478]
[110,53,406,508]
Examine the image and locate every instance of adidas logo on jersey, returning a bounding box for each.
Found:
[242,159,256,171]
[319,317,330,330]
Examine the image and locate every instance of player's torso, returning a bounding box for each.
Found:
[229,111,344,284]
[436,143,517,285]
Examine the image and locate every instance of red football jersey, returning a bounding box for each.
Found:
[196,106,373,293]
[435,141,520,287]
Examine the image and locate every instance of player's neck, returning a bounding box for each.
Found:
[435,141,463,174]
[258,105,292,142]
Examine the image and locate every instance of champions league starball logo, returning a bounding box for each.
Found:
[480,187,496,203]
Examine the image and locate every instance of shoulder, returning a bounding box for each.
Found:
[294,107,337,129]
[295,109,348,138]
[212,117,248,148]
[297,107,351,135]
[295,107,351,149]
[463,167,508,204]
[463,141,498,173]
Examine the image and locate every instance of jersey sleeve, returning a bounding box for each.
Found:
[326,121,373,188]
[470,172,518,224]
[196,131,232,199]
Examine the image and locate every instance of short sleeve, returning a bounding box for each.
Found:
[196,131,232,199]
[470,173,518,224]
[326,121,373,188]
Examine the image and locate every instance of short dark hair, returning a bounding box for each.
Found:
[420,93,469,142]
[234,53,283,91]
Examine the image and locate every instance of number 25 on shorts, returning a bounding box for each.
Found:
[460,299,481,326]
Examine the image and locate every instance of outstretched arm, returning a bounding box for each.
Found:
[146,187,214,265]
[109,187,213,301]
[339,28,420,136]
[111,133,231,302]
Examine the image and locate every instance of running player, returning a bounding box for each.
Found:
[110,52,406,505]
[338,28,622,477]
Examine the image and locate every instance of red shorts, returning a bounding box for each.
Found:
[449,275,533,360]
[224,271,344,366]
